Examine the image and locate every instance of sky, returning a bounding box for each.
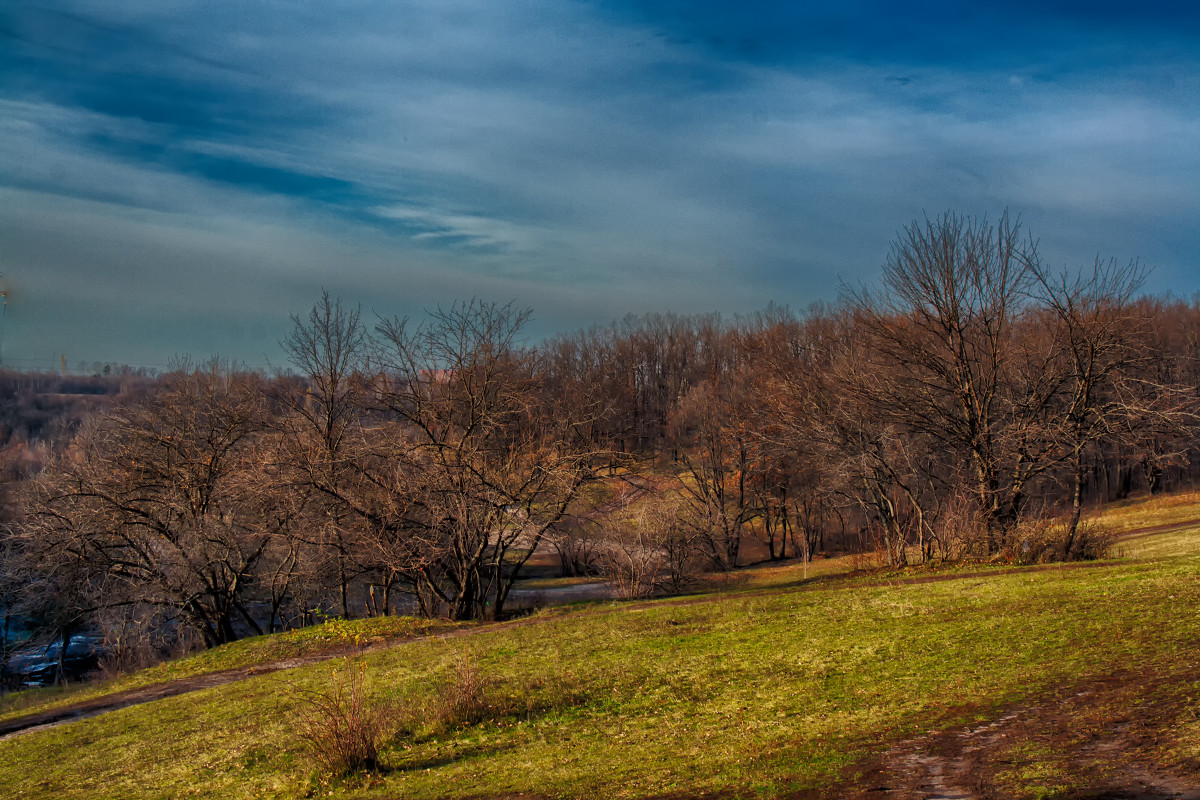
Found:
[1,1,1198,371]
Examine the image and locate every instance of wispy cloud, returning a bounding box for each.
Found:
[1,1,1197,366]
[370,204,539,251]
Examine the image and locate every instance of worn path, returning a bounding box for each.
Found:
[830,667,1200,800]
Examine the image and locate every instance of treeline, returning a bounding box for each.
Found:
[3,211,1199,671]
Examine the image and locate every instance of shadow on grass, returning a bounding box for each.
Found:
[392,736,518,772]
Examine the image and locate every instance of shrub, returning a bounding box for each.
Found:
[1006,516,1117,564]
[431,650,493,728]
[425,650,591,733]
[597,500,703,598]
[296,657,393,775]
[930,493,989,561]
[1063,519,1118,561]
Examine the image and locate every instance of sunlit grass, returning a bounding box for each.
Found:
[0,616,463,724]
[1092,490,1200,532]
[2,493,1198,799]
[2,518,1199,799]
[1117,525,1200,560]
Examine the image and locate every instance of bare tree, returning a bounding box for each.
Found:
[369,300,595,620]
[280,292,370,618]
[1033,258,1153,554]
[668,379,755,569]
[849,211,1057,551]
[18,365,281,648]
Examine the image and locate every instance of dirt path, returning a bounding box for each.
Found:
[0,660,312,740]
[2,516,1196,744]
[0,622,510,741]
[1116,517,1200,541]
[829,666,1200,800]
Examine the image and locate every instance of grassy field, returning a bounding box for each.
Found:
[0,615,464,725]
[0,496,1197,799]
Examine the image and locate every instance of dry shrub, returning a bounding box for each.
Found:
[931,493,989,561]
[427,650,591,732]
[1005,515,1060,564]
[1063,519,1118,561]
[597,531,661,599]
[431,650,494,728]
[1005,516,1118,564]
[597,500,703,598]
[849,547,890,572]
[296,657,394,775]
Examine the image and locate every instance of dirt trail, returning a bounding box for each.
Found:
[0,660,307,740]
[1116,517,1200,541]
[1,516,1196,744]
[833,668,1200,800]
[0,622,517,741]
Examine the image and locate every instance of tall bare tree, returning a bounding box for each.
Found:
[1033,258,1152,553]
[280,291,369,618]
[369,301,595,619]
[850,211,1056,551]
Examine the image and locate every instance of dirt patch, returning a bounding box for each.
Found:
[828,667,1200,800]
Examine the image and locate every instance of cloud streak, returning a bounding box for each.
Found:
[1,1,1197,368]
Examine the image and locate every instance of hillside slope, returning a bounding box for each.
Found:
[0,497,1197,799]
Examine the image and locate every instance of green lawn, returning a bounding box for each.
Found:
[0,504,1197,799]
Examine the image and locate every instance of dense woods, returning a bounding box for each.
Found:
[3,212,1199,674]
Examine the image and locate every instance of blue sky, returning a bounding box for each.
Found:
[2,1,1198,369]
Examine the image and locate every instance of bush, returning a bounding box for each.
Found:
[296,657,393,775]
[1063,518,1118,561]
[930,493,990,561]
[425,650,591,733]
[597,500,703,598]
[1005,516,1117,564]
[431,650,493,728]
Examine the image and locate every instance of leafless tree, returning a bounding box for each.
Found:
[1033,258,1153,554]
[279,291,371,618]
[668,379,755,569]
[849,211,1058,552]
[18,365,284,647]
[369,300,596,619]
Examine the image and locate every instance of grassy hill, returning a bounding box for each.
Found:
[0,494,1197,799]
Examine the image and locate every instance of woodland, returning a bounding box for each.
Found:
[1,211,1198,678]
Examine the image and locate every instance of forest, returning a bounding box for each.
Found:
[2,212,1198,679]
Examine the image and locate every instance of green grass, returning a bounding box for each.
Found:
[513,574,607,590]
[1,500,1198,799]
[0,615,463,724]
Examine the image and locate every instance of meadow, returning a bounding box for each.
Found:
[0,494,1197,799]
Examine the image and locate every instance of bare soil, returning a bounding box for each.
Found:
[823,665,1200,800]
